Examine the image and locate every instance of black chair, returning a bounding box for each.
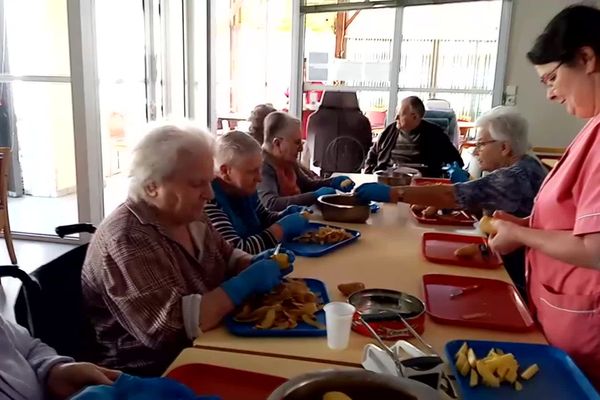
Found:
[0,223,100,361]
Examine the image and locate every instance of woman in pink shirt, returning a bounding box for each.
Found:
[489,5,600,388]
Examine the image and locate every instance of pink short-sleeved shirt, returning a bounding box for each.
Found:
[528,114,600,387]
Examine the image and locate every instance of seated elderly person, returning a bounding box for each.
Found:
[248,103,276,144]
[364,96,463,177]
[356,106,547,294]
[0,313,119,399]
[205,130,310,254]
[82,123,292,376]
[258,111,355,211]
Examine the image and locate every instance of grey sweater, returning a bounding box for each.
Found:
[0,315,72,400]
[258,152,333,211]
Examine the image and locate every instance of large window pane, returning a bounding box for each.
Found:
[4,82,78,235]
[95,0,148,215]
[304,9,395,88]
[214,0,293,133]
[4,0,70,76]
[399,1,502,120]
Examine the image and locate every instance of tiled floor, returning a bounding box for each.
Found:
[7,174,129,236]
[0,240,76,322]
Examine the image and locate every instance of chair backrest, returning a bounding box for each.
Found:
[306,91,373,174]
[425,98,452,110]
[14,244,101,361]
[423,109,459,146]
[365,110,387,129]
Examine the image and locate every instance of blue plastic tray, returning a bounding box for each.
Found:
[283,222,360,257]
[445,339,599,400]
[225,278,329,337]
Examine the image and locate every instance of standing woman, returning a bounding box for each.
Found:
[489,5,600,387]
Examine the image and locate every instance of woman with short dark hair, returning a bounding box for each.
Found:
[489,5,600,388]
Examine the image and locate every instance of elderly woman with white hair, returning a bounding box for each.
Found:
[258,111,355,211]
[82,122,292,376]
[205,130,310,254]
[355,107,547,293]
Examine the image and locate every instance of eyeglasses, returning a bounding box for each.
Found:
[474,140,498,150]
[540,62,563,86]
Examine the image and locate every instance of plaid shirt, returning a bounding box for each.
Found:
[82,200,243,375]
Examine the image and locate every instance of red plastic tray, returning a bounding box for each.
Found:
[412,177,451,186]
[166,363,286,400]
[422,274,534,332]
[422,232,502,269]
[410,207,477,226]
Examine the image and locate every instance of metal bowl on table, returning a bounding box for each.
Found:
[317,194,370,224]
[267,369,441,400]
[375,166,422,186]
[348,289,426,341]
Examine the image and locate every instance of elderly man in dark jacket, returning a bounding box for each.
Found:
[364,96,463,177]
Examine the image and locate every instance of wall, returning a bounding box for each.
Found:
[505,0,600,148]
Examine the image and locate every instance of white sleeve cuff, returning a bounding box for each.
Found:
[182,294,203,340]
[228,248,247,270]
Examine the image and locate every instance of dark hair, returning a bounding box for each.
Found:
[248,103,276,144]
[404,96,425,118]
[263,111,300,146]
[527,5,600,65]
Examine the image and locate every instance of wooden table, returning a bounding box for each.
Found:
[165,347,355,377]
[540,158,558,169]
[194,174,546,366]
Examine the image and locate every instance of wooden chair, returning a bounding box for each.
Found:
[0,147,17,264]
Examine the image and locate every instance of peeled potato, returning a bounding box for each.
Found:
[469,369,479,387]
[337,282,366,297]
[454,244,480,258]
[422,206,438,218]
[272,253,289,269]
[340,179,353,188]
[521,363,539,380]
[323,392,352,400]
[479,216,497,235]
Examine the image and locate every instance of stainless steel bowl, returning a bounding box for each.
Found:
[376,167,421,186]
[267,370,441,400]
[317,194,370,224]
[348,288,425,321]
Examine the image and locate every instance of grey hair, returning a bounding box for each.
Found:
[476,106,530,156]
[263,111,301,146]
[128,121,214,201]
[214,130,262,168]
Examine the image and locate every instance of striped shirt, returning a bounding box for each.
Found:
[82,200,246,375]
[204,197,282,255]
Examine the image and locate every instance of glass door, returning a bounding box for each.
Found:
[0,0,79,237]
[96,0,187,216]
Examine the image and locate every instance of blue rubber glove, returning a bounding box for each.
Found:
[314,187,336,198]
[355,182,392,203]
[331,175,355,192]
[280,204,311,217]
[221,259,282,306]
[445,161,470,183]
[276,212,311,240]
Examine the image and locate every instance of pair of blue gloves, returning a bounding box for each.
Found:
[221,247,295,306]
[313,175,356,199]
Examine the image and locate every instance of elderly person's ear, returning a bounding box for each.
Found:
[219,163,230,178]
[145,182,159,198]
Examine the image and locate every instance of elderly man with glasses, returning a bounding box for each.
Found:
[355,106,547,295]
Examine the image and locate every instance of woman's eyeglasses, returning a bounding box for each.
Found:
[540,62,563,86]
[474,140,498,150]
